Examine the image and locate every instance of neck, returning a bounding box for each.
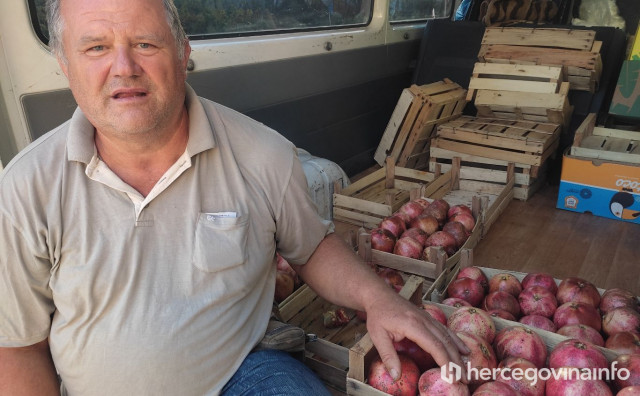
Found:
[95,106,190,197]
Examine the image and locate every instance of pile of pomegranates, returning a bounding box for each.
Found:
[371,198,475,261]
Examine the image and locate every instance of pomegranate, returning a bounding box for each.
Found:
[484,291,521,318]
[422,204,448,227]
[393,236,423,259]
[450,212,476,232]
[618,386,640,395]
[548,339,608,370]
[393,338,436,373]
[556,277,601,308]
[545,368,613,396]
[553,301,602,331]
[430,198,450,216]
[518,286,557,318]
[418,367,470,396]
[521,272,558,295]
[493,326,547,368]
[442,297,472,308]
[395,211,411,226]
[422,303,448,326]
[488,309,517,321]
[443,221,470,248]
[557,324,604,347]
[410,214,440,236]
[489,273,523,297]
[401,227,428,246]
[276,253,301,287]
[447,307,497,344]
[399,200,425,222]
[497,357,545,396]
[368,354,420,395]
[612,354,640,391]
[600,288,638,315]
[456,331,497,385]
[519,315,557,333]
[424,231,458,256]
[472,381,521,395]
[274,271,295,303]
[457,266,489,292]
[605,331,640,355]
[447,277,486,307]
[370,228,397,253]
[603,307,640,337]
[379,215,407,238]
[448,204,472,219]
[377,267,405,292]
[414,198,431,209]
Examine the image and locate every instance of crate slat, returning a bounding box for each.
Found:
[570,113,640,164]
[481,27,596,51]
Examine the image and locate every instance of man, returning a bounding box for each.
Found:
[0,0,467,394]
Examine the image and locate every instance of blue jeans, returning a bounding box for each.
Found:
[221,350,332,396]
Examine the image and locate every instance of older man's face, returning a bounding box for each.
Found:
[58,0,191,138]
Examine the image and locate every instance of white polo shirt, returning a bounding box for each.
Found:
[0,85,332,395]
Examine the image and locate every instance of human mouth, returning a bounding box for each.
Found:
[111,89,148,100]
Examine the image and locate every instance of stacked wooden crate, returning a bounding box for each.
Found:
[374,79,467,170]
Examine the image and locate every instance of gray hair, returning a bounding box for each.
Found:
[46,0,189,62]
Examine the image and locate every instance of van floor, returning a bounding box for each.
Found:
[334,181,640,295]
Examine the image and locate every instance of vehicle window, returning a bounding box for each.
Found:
[30,0,450,42]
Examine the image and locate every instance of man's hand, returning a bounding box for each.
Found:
[363,289,469,381]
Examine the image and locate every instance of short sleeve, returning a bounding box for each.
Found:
[274,149,333,265]
[0,214,55,347]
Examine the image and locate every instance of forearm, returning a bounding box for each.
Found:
[292,233,400,313]
[0,339,60,396]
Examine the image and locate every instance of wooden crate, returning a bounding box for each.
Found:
[429,146,548,201]
[570,113,640,164]
[478,27,602,92]
[374,80,467,169]
[279,259,436,393]
[332,159,439,229]
[432,117,560,199]
[467,63,572,127]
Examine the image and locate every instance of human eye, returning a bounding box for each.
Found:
[138,43,154,49]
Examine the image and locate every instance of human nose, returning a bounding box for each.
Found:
[111,47,141,77]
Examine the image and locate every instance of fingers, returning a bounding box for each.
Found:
[368,330,401,380]
[416,317,468,383]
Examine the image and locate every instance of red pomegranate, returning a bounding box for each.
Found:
[422,203,448,226]
[519,315,557,333]
[497,357,545,396]
[370,228,396,253]
[556,324,604,347]
[450,212,475,232]
[377,267,404,292]
[410,214,440,236]
[368,354,420,395]
[393,338,436,373]
[457,266,489,292]
[456,331,497,386]
[447,277,486,307]
[599,288,638,315]
[447,307,497,344]
[489,273,523,297]
[488,309,517,321]
[545,368,613,396]
[448,204,472,219]
[400,227,428,246]
[518,286,557,318]
[548,339,608,370]
[605,331,640,355]
[553,301,602,331]
[430,198,450,216]
[493,326,548,369]
[472,381,521,395]
[443,221,470,248]
[442,297,472,308]
[424,231,458,256]
[612,354,640,392]
[556,277,601,308]
[521,272,558,295]
[421,303,447,326]
[618,386,640,395]
[603,307,640,337]
[399,200,425,222]
[393,236,423,259]
[418,367,470,396]
[414,198,431,209]
[379,215,406,238]
[484,291,521,318]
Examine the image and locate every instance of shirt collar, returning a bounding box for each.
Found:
[66,83,217,164]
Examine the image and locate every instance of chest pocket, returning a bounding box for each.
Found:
[193,213,249,272]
